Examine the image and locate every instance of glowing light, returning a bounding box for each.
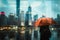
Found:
[51,28,54,30]
[20,27,26,34]
[16,26,18,29]
[21,22,25,26]
[20,30,25,34]
[0,12,5,15]
[29,21,32,25]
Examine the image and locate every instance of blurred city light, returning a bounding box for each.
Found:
[21,22,25,26]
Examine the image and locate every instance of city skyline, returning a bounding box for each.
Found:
[0,0,60,18]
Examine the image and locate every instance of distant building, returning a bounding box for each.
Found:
[55,14,60,25]
[0,12,7,26]
[16,0,20,26]
[7,13,17,25]
[28,6,32,26]
[57,14,60,19]
[57,14,60,22]
[20,11,25,26]
[28,6,32,12]
[25,6,32,27]
[25,11,29,26]
[34,14,38,21]
[16,0,20,16]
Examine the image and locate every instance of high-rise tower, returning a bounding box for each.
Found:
[28,6,32,12]
[20,11,25,26]
[25,6,32,27]
[28,6,32,26]
[16,0,20,26]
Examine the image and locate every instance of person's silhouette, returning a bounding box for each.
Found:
[40,25,51,40]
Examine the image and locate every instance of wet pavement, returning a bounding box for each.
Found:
[0,27,60,40]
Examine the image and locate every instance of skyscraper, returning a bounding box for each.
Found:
[25,11,29,27]
[25,6,32,27]
[20,11,25,26]
[34,14,38,21]
[28,6,32,26]
[16,0,20,26]
[16,0,20,16]
[0,12,7,26]
[28,6,32,12]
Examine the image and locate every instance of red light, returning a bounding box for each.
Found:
[0,12,5,15]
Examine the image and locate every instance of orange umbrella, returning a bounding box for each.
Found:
[34,17,56,27]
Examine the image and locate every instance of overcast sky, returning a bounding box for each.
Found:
[0,0,60,18]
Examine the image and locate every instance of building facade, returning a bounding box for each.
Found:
[25,6,32,27]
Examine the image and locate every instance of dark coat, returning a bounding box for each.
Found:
[40,25,51,40]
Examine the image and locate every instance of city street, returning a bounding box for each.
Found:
[0,27,60,40]
[0,0,60,40]
[30,27,60,40]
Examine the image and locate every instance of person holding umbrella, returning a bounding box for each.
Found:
[34,16,56,40]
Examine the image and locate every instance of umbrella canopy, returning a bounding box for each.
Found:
[34,17,56,27]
